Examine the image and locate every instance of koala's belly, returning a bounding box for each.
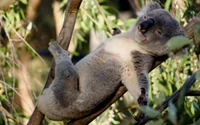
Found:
[75,52,122,109]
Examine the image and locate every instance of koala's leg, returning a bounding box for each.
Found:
[38,41,79,120]
[48,41,79,101]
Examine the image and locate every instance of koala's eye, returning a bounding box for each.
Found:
[143,16,147,19]
[155,29,162,35]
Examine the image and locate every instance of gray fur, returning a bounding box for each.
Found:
[37,2,184,121]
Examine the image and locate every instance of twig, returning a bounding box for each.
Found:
[94,0,112,34]
[186,90,200,96]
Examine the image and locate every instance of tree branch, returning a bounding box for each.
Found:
[66,12,200,125]
[186,90,200,96]
[27,0,82,125]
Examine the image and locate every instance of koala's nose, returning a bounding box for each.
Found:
[138,18,154,33]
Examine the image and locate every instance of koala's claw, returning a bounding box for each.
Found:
[135,88,148,121]
[137,88,148,105]
[134,112,146,121]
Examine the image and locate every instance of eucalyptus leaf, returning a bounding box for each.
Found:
[167,36,191,52]
[194,21,200,40]
[138,106,160,118]
[168,101,177,125]
[20,0,28,4]
[195,71,200,80]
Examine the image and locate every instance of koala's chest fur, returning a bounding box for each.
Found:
[77,37,150,96]
[103,37,149,75]
[104,37,148,61]
[103,37,151,93]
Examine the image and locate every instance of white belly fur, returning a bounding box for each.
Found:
[104,37,147,101]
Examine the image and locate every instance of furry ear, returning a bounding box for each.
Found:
[137,2,161,17]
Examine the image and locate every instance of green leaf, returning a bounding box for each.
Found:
[167,36,191,52]
[20,0,28,4]
[194,21,200,40]
[168,101,177,125]
[147,119,164,125]
[138,106,160,118]
[195,71,200,80]
[165,0,171,11]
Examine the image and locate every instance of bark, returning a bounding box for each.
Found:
[52,0,76,54]
[27,0,82,125]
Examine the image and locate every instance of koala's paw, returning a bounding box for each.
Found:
[134,112,146,121]
[137,88,148,105]
[134,88,148,121]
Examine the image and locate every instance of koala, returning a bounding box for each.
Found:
[37,2,184,121]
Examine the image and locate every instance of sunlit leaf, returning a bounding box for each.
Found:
[192,101,200,111]
[167,36,191,52]
[168,101,177,125]
[20,0,27,4]
[195,71,200,80]
[138,106,160,118]
[165,0,171,11]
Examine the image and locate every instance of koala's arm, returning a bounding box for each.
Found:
[122,51,154,105]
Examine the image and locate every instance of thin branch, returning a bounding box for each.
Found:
[186,90,200,96]
[27,0,82,125]
[94,0,112,34]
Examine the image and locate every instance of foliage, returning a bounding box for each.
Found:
[0,0,45,124]
[0,0,200,125]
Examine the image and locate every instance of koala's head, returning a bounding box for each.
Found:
[129,2,185,56]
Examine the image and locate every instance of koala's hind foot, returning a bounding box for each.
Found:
[134,88,148,121]
[48,41,69,58]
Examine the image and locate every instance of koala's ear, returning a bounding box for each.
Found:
[137,2,161,17]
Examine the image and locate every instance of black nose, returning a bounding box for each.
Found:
[138,18,154,33]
